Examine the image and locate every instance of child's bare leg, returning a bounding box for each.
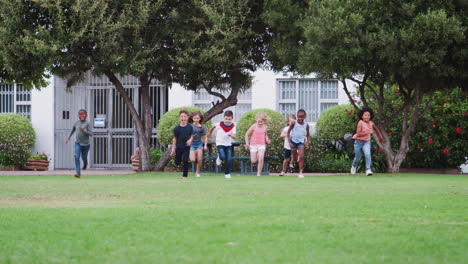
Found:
[196,149,203,174]
[298,147,305,173]
[189,151,196,163]
[257,149,265,176]
[292,149,298,164]
[250,151,258,164]
[282,159,289,173]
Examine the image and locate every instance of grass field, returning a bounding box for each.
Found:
[0,173,467,264]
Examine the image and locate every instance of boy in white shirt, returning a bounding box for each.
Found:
[207,110,237,178]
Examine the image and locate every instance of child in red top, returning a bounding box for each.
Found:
[351,107,385,176]
[245,112,271,176]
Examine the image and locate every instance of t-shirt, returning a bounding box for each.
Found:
[173,124,193,148]
[353,120,373,141]
[214,122,236,146]
[191,124,207,143]
[68,120,93,146]
[282,126,291,150]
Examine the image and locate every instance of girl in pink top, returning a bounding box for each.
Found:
[245,112,271,176]
[351,107,385,176]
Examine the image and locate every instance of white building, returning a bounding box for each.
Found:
[1,70,353,170]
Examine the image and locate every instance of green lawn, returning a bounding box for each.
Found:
[0,173,467,264]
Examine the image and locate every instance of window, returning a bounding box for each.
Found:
[193,88,252,123]
[0,83,32,120]
[277,79,338,122]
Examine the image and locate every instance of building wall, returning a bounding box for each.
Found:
[168,83,194,110]
[30,76,55,169]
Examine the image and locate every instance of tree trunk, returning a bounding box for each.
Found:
[138,74,153,171]
[106,71,153,171]
[377,91,426,173]
[153,145,172,171]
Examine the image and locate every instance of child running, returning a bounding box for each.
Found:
[189,111,208,178]
[287,109,310,178]
[207,110,237,179]
[279,114,296,176]
[245,112,271,176]
[351,107,385,176]
[170,110,193,179]
[65,109,92,178]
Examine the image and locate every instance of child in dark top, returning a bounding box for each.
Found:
[170,110,193,179]
[189,111,208,178]
[65,109,92,178]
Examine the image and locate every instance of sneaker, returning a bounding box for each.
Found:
[350,166,357,175]
[196,174,201,178]
[366,169,373,176]
[279,171,285,176]
[224,174,231,179]
[298,174,304,178]
[216,156,222,166]
[74,174,80,178]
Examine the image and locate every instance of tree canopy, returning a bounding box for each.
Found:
[265,0,467,172]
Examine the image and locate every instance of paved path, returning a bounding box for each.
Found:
[0,170,349,176]
[0,170,136,176]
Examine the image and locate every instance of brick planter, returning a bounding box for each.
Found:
[23,159,49,171]
[131,159,139,171]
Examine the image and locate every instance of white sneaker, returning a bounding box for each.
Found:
[224,174,231,179]
[351,167,357,175]
[216,156,222,166]
[195,174,200,178]
[298,174,304,178]
[366,169,373,176]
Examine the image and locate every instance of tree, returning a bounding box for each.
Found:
[266,0,467,172]
[1,0,269,171]
[0,0,51,88]
[153,0,270,170]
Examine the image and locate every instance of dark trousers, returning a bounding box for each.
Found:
[74,142,90,175]
[217,145,233,175]
[175,146,190,177]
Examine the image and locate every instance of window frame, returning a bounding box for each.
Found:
[276,78,339,122]
[0,83,32,120]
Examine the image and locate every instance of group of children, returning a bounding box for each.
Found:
[66,106,384,179]
[171,108,314,179]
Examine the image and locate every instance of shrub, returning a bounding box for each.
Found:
[0,114,36,166]
[157,106,212,146]
[403,88,467,169]
[316,104,358,140]
[29,152,49,161]
[236,108,286,172]
[150,148,164,165]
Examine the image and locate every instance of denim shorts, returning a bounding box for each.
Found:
[190,141,204,151]
[290,141,305,150]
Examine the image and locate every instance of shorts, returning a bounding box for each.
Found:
[250,145,266,152]
[290,141,305,150]
[190,141,204,151]
[283,148,291,160]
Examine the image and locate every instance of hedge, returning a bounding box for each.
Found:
[0,113,36,166]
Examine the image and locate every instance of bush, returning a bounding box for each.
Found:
[150,148,164,165]
[403,88,467,169]
[236,108,286,172]
[0,114,36,166]
[29,152,49,161]
[157,106,212,146]
[316,104,357,140]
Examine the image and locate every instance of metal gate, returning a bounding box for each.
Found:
[54,73,168,169]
